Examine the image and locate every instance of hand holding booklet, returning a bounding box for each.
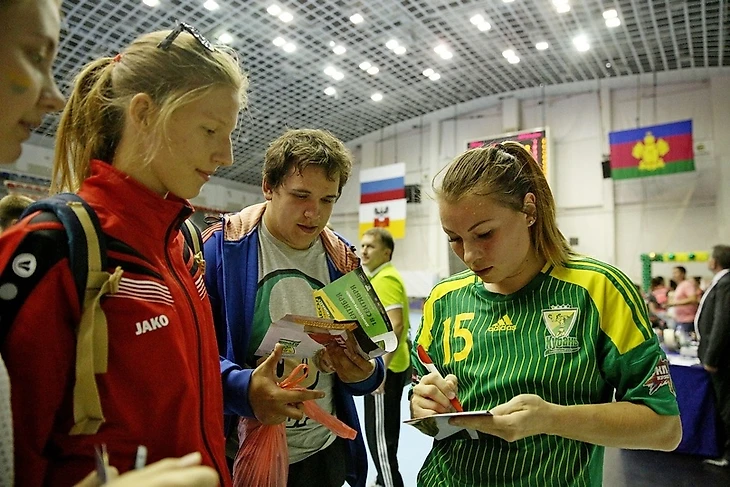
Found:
[404,411,492,440]
[255,268,398,359]
[254,314,381,359]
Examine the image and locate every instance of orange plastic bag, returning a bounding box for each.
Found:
[232,363,357,487]
[233,417,287,487]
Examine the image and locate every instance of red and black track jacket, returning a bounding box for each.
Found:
[0,161,230,486]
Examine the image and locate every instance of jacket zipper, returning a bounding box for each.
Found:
[164,211,226,480]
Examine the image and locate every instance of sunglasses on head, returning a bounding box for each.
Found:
[157,21,215,53]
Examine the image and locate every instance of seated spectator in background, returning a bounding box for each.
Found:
[668,266,700,338]
[648,276,668,329]
[410,142,681,486]
[0,194,34,234]
[694,276,704,299]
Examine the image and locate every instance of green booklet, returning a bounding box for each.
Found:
[313,267,397,357]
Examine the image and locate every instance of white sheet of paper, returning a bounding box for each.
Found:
[254,315,346,358]
[404,411,492,440]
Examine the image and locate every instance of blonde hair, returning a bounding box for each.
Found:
[52,29,248,193]
[263,129,353,196]
[434,142,573,267]
[0,193,34,230]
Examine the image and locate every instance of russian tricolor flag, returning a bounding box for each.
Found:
[359,163,406,239]
[609,120,694,180]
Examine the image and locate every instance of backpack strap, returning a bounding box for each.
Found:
[21,194,102,309]
[20,194,123,435]
[181,218,205,274]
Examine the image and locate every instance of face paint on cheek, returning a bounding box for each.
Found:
[8,73,32,94]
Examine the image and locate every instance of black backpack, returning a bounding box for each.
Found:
[18,193,203,435]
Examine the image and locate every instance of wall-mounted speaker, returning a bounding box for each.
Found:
[601,158,612,179]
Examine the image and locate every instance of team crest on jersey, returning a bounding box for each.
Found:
[644,357,675,396]
[542,305,581,356]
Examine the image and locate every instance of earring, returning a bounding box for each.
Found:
[528,218,536,226]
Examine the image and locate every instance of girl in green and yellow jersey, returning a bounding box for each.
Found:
[410,142,681,487]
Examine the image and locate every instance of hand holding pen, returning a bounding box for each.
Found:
[416,345,464,412]
[410,344,464,418]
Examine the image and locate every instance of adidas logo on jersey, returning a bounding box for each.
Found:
[487,314,516,332]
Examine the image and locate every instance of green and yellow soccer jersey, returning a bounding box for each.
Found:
[411,257,679,487]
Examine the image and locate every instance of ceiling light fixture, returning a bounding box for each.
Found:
[324,87,336,96]
[470,14,491,32]
[422,68,434,77]
[350,13,364,24]
[394,45,406,55]
[605,17,621,28]
[142,0,159,6]
[502,49,515,58]
[535,41,549,50]
[385,39,400,50]
[434,44,453,59]
[367,66,379,75]
[359,61,372,70]
[279,11,293,23]
[371,93,383,102]
[602,9,618,19]
[332,71,344,81]
[573,35,590,52]
[429,72,441,81]
[507,56,520,64]
[266,4,281,16]
[333,44,346,55]
[273,37,286,47]
[283,42,296,53]
[217,32,233,44]
[204,0,220,11]
[553,0,570,13]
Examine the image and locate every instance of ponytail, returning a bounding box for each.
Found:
[52,57,124,193]
[500,142,572,266]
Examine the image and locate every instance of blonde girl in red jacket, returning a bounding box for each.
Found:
[0,19,247,486]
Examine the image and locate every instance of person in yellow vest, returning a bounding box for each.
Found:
[361,228,411,487]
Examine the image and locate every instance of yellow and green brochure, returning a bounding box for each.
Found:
[255,268,398,359]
